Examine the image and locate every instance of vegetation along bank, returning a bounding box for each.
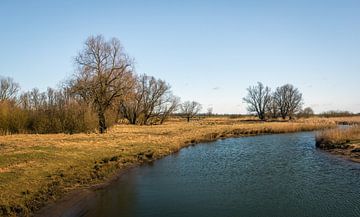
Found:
[316,118,360,163]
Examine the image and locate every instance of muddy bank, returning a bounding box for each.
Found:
[316,142,360,163]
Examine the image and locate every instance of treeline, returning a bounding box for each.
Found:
[0,35,203,135]
[242,82,360,120]
[0,83,98,134]
[2,35,355,134]
[319,110,357,118]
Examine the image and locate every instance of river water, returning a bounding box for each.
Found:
[83,132,360,217]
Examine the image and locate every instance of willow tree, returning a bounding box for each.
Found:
[243,82,271,120]
[119,74,179,125]
[180,101,202,122]
[72,35,134,133]
[273,84,303,119]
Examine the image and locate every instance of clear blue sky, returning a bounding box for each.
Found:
[1,0,359,114]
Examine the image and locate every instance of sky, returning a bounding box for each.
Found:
[0,0,360,114]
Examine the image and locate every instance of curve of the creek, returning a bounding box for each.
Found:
[41,131,360,217]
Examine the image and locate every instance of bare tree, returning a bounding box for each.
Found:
[15,86,96,134]
[157,94,180,124]
[298,107,314,118]
[139,75,171,125]
[118,86,142,125]
[71,35,134,133]
[273,84,303,119]
[180,101,202,122]
[242,82,271,120]
[0,77,20,101]
[266,96,279,119]
[207,107,213,116]
[118,74,179,125]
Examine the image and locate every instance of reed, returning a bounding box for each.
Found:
[315,125,360,149]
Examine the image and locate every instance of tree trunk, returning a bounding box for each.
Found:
[98,111,106,133]
[259,114,265,121]
[130,113,137,124]
[187,117,190,122]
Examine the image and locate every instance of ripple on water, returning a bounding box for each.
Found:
[86,132,360,217]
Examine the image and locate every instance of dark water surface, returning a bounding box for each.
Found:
[85,132,360,217]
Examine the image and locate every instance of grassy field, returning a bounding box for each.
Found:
[0,116,357,216]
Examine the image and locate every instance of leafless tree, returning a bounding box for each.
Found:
[266,96,279,119]
[320,110,352,117]
[298,107,314,118]
[15,86,96,134]
[118,85,142,125]
[119,74,179,125]
[207,107,213,116]
[273,84,303,119]
[180,101,202,122]
[0,77,20,101]
[139,75,170,124]
[71,35,134,133]
[156,94,180,124]
[243,82,271,120]
[19,92,30,109]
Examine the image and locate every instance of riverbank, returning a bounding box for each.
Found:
[0,117,354,216]
[316,125,360,163]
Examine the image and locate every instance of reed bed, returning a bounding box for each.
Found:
[328,116,360,125]
[316,125,360,149]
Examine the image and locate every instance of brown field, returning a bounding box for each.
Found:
[0,116,357,216]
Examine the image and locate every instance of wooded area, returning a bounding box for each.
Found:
[0,35,203,134]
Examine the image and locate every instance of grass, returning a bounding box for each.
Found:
[325,116,360,125]
[315,124,360,164]
[0,116,353,216]
[316,125,360,149]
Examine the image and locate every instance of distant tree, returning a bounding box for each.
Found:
[320,110,353,118]
[207,107,213,116]
[157,94,180,124]
[138,75,174,125]
[299,107,314,118]
[71,35,134,133]
[243,82,271,120]
[0,77,20,101]
[180,101,202,122]
[273,84,303,120]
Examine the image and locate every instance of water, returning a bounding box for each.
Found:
[84,132,360,217]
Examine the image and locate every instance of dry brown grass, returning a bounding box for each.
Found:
[327,116,360,125]
[316,125,360,149]
[0,116,346,216]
